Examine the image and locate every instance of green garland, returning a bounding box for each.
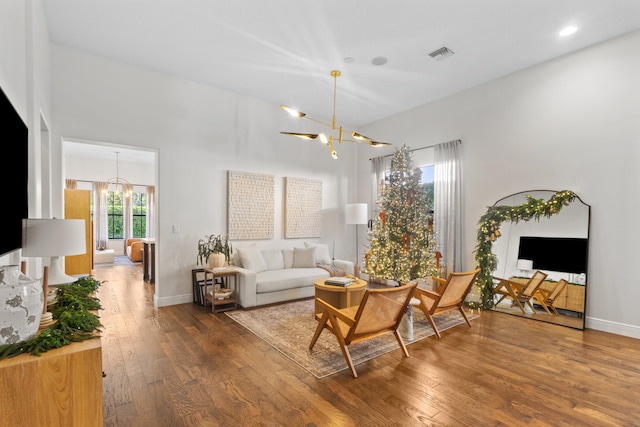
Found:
[0,276,102,360]
[471,190,576,310]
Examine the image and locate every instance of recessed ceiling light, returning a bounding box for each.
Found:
[371,56,388,66]
[344,57,354,63]
[559,26,578,37]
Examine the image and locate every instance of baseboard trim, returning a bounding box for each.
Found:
[155,293,193,307]
[586,316,640,339]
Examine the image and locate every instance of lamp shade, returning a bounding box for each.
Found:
[22,219,87,257]
[516,259,533,271]
[345,203,368,225]
[22,219,87,286]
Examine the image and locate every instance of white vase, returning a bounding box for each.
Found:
[0,265,43,345]
[208,253,226,268]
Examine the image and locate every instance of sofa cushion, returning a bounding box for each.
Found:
[262,249,285,271]
[282,249,294,269]
[304,242,332,265]
[293,247,316,268]
[236,246,267,273]
[256,268,329,294]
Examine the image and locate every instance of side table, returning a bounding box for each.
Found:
[313,278,367,318]
[204,267,240,313]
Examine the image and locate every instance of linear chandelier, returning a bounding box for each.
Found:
[280,70,391,159]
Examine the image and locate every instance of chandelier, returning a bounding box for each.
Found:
[280,70,391,159]
[103,151,131,197]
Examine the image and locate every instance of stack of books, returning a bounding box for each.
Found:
[324,277,354,287]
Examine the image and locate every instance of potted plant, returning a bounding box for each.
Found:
[197,234,232,267]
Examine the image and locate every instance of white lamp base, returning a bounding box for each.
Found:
[47,255,79,286]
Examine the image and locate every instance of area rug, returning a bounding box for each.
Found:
[226,299,477,378]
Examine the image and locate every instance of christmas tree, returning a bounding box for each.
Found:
[364,144,439,283]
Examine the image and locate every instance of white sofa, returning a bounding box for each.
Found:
[231,243,354,308]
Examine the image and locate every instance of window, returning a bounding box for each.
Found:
[420,165,434,211]
[107,191,124,239]
[132,192,147,238]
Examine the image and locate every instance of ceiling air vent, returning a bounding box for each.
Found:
[428,46,455,61]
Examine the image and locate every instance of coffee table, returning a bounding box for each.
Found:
[314,278,367,317]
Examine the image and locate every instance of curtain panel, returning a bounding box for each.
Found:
[93,182,109,250]
[434,140,462,275]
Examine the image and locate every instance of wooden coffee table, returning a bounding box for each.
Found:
[314,278,367,317]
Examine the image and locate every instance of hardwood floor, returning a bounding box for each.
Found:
[93,265,640,426]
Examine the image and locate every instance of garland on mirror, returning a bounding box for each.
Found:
[0,276,102,360]
[471,190,576,310]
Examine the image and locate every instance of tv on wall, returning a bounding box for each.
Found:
[0,85,28,257]
[517,236,588,274]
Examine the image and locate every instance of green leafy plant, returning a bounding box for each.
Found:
[0,276,102,360]
[197,234,232,265]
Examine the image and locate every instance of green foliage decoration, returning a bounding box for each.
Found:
[472,190,577,310]
[0,276,102,360]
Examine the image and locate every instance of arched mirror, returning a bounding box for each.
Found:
[489,190,590,329]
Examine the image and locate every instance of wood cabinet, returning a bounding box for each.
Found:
[510,277,585,313]
[64,189,93,275]
[0,338,103,427]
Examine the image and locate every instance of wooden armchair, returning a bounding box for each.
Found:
[533,278,568,315]
[412,268,481,339]
[512,270,548,313]
[309,282,417,378]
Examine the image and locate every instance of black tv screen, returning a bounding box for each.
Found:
[518,236,588,274]
[0,86,28,256]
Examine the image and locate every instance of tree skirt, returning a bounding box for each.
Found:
[226,299,477,378]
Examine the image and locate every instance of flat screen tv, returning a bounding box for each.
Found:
[517,236,588,274]
[0,86,28,257]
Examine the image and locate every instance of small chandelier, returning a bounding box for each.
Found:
[280,70,391,159]
[103,152,131,197]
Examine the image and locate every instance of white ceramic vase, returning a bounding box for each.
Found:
[208,253,226,268]
[0,265,43,345]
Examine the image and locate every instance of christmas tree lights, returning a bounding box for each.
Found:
[364,144,439,283]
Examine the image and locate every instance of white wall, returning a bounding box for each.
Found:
[359,30,640,338]
[50,45,361,307]
[0,0,52,280]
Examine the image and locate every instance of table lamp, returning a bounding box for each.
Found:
[345,203,368,278]
[22,218,87,286]
[516,259,534,277]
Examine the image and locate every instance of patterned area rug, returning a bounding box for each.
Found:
[226,299,477,378]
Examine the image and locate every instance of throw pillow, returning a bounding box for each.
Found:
[304,242,332,265]
[261,249,285,271]
[282,249,294,269]
[236,246,267,273]
[292,247,316,268]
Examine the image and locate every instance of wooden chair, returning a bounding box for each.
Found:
[533,278,568,315]
[309,282,417,378]
[412,268,481,339]
[512,270,548,313]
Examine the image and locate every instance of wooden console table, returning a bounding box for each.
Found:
[509,277,585,313]
[0,338,103,427]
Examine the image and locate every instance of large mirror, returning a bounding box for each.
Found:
[490,190,590,329]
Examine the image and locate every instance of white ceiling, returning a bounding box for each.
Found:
[48,0,640,160]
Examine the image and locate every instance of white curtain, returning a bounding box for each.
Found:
[94,181,109,250]
[370,156,387,220]
[122,183,133,252]
[434,140,462,275]
[146,185,156,238]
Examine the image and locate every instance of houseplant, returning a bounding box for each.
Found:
[197,234,232,267]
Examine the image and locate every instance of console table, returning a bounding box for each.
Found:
[0,338,103,427]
